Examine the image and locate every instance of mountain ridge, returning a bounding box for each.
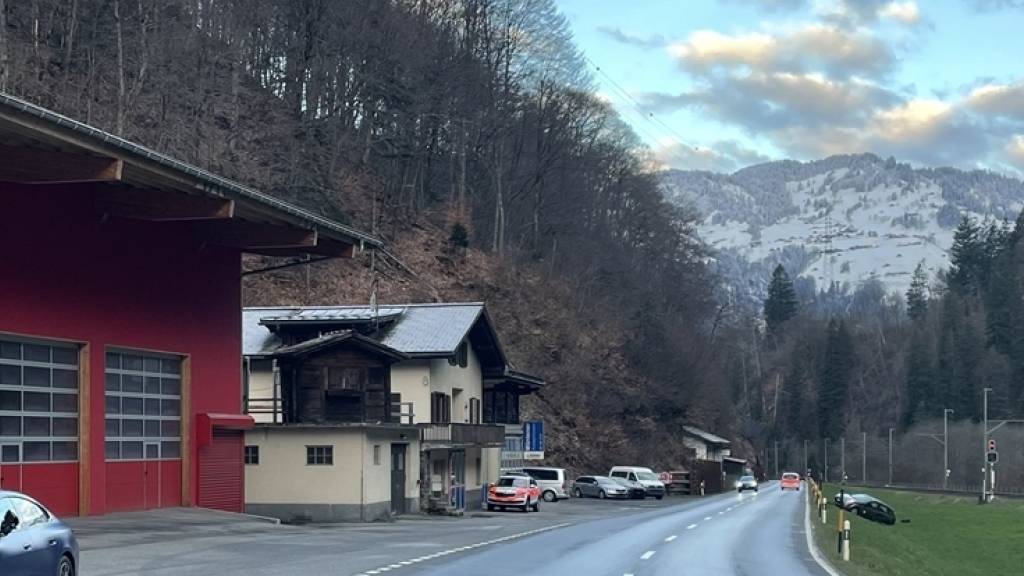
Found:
[661,153,1024,302]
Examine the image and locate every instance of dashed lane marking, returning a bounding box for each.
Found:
[641,551,656,560]
[704,516,712,521]
[665,535,678,542]
[686,524,698,530]
[352,523,571,576]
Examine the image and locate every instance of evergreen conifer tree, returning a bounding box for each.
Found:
[764,264,798,334]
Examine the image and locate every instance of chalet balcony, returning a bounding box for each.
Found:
[418,422,505,448]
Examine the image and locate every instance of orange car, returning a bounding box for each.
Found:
[780,472,801,491]
[487,475,541,512]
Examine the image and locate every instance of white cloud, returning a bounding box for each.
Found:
[967,82,1024,120]
[870,99,952,143]
[667,23,894,79]
[878,2,921,24]
[654,139,772,172]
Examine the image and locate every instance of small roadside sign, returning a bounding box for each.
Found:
[987,451,999,464]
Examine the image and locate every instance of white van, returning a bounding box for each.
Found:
[521,466,569,502]
[608,466,665,499]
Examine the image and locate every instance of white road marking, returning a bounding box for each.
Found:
[687,523,698,530]
[704,516,712,521]
[665,535,678,542]
[350,522,571,576]
[718,511,725,515]
[641,551,656,560]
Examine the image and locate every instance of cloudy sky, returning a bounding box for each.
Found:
[555,0,1024,175]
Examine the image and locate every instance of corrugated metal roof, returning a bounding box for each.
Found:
[378,304,484,355]
[682,426,731,445]
[242,303,486,357]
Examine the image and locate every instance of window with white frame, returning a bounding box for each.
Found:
[0,337,80,463]
[104,350,181,461]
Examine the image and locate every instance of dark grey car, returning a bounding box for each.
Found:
[572,476,630,499]
[0,491,79,576]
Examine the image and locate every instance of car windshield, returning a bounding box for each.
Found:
[496,477,528,488]
[741,476,755,482]
[783,473,799,480]
[636,472,658,481]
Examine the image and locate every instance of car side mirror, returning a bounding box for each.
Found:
[0,511,18,537]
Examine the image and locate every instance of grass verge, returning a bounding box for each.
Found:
[808,483,1024,576]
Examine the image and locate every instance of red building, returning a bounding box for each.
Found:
[0,93,377,517]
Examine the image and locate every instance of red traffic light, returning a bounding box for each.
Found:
[988,439,996,451]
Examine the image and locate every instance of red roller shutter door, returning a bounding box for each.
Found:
[198,429,243,512]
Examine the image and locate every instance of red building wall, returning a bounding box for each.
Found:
[0,183,243,516]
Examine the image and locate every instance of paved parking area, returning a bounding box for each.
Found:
[72,496,688,575]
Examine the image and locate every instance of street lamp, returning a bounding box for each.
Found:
[943,408,954,490]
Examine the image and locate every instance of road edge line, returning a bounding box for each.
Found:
[804,489,843,576]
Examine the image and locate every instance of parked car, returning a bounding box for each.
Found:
[610,477,648,499]
[833,492,896,525]
[736,475,759,492]
[572,476,629,499]
[608,466,665,499]
[522,467,569,502]
[0,490,79,576]
[780,472,801,491]
[487,475,541,512]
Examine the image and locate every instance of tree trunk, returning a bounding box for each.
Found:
[113,0,126,134]
[0,0,8,93]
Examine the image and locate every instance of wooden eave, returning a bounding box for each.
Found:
[0,93,379,258]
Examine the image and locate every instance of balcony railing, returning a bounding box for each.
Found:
[418,423,504,448]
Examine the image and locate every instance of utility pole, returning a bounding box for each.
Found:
[803,439,808,478]
[982,388,991,502]
[861,431,867,484]
[943,408,954,490]
[887,428,894,486]
[841,437,846,483]
[824,439,829,483]
[774,440,779,479]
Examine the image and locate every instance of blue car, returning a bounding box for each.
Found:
[0,491,79,575]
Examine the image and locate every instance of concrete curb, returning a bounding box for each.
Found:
[804,490,843,576]
[196,507,281,525]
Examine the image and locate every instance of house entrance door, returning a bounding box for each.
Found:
[391,444,407,515]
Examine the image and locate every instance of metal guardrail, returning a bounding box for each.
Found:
[418,423,504,447]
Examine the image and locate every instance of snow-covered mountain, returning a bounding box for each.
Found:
[661,153,1024,301]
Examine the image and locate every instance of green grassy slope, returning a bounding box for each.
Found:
[810,484,1024,576]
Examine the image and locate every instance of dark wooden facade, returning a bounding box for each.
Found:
[280,345,394,425]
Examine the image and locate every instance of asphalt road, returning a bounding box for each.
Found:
[404,481,829,576]
[73,482,828,576]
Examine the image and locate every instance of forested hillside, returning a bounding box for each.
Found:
[0,0,732,472]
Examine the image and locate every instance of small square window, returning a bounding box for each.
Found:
[122,375,143,393]
[0,364,19,385]
[24,416,49,436]
[23,367,49,387]
[23,391,50,412]
[122,419,143,437]
[122,397,144,415]
[145,420,161,438]
[105,395,121,414]
[161,378,181,396]
[161,441,180,458]
[160,420,180,438]
[144,358,161,373]
[373,444,381,466]
[144,377,161,395]
[1,444,19,463]
[306,445,333,465]
[121,441,143,459]
[245,445,260,465]
[0,416,21,437]
[52,441,77,461]
[52,393,77,414]
[105,352,121,369]
[105,418,120,437]
[0,342,21,360]
[23,344,50,363]
[105,373,120,392]
[52,417,77,437]
[145,444,160,459]
[123,355,144,371]
[0,390,20,410]
[51,347,78,367]
[23,441,50,462]
[105,441,120,460]
[51,369,77,389]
